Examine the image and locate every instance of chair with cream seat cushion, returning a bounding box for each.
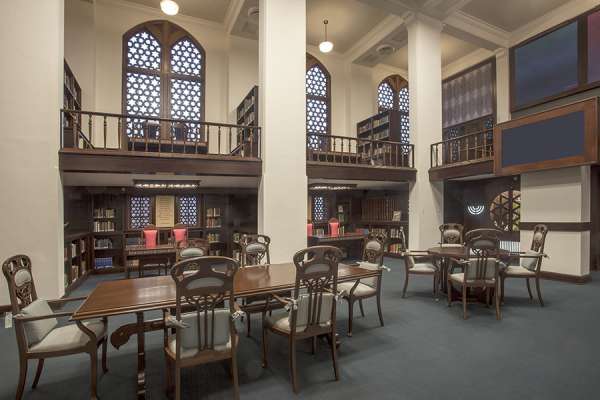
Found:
[262,246,343,393]
[439,223,464,245]
[2,255,108,400]
[401,250,439,299]
[339,234,386,336]
[165,256,240,400]
[447,234,501,320]
[500,224,548,306]
[176,238,210,262]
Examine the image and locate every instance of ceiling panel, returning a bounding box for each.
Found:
[126,0,232,23]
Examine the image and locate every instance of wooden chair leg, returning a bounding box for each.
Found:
[526,278,534,300]
[311,337,317,355]
[535,275,545,307]
[89,351,98,400]
[101,338,108,373]
[261,322,268,368]
[31,358,44,389]
[231,355,240,400]
[402,271,409,298]
[165,356,173,396]
[376,292,384,327]
[495,285,502,320]
[500,275,505,304]
[246,313,251,337]
[347,300,354,337]
[16,357,27,399]
[330,332,339,381]
[447,279,452,307]
[175,366,181,400]
[462,285,468,320]
[358,299,365,317]
[485,287,490,308]
[289,338,298,393]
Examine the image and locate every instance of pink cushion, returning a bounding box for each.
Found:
[329,222,339,237]
[143,230,158,248]
[173,228,187,243]
[307,223,313,236]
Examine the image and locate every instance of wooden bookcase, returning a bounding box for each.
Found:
[63,60,83,148]
[232,86,259,157]
[63,232,90,294]
[91,193,126,273]
[357,110,405,163]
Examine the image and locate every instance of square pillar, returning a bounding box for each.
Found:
[258,0,307,262]
[495,48,510,123]
[407,14,444,249]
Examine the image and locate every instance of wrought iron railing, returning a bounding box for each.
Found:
[306,133,414,168]
[430,129,493,168]
[60,109,261,158]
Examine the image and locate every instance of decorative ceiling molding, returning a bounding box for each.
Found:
[224,0,245,34]
[443,10,510,50]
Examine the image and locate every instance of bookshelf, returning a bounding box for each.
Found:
[63,60,83,148]
[356,110,405,163]
[91,194,125,272]
[63,232,89,294]
[232,86,259,157]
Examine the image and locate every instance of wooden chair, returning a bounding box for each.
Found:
[170,223,188,246]
[141,224,169,275]
[447,233,501,320]
[262,246,343,393]
[176,238,210,262]
[401,250,439,298]
[2,255,108,400]
[439,223,464,245]
[164,256,240,400]
[338,234,385,336]
[500,224,548,306]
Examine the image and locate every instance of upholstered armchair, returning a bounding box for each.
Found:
[165,256,240,400]
[400,250,439,298]
[447,234,501,320]
[2,255,108,400]
[176,237,210,262]
[338,234,386,336]
[261,246,343,393]
[439,223,464,246]
[170,223,188,246]
[140,224,169,275]
[500,224,548,306]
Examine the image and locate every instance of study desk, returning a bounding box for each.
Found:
[308,232,366,258]
[124,244,177,278]
[73,262,378,399]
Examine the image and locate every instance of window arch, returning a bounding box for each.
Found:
[306,54,331,149]
[377,75,409,144]
[123,20,205,139]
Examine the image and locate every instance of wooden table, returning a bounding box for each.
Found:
[125,244,177,278]
[72,262,378,399]
[309,232,366,259]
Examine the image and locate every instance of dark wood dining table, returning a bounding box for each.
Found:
[125,244,177,278]
[72,262,378,399]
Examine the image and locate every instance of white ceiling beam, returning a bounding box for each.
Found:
[355,0,416,16]
[443,10,509,50]
[224,0,245,35]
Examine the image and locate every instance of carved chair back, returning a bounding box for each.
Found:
[531,224,548,253]
[363,234,385,266]
[176,238,210,262]
[439,223,464,245]
[141,224,159,247]
[464,228,503,245]
[2,255,37,314]
[464,234,500,285]
[170,257,239,354]
[291,246,343,335]
[240,234,271,267]
[171,223,188,245]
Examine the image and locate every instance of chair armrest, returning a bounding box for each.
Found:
[164,314,189,329]
[402,250,430,256]
[14,311,72,322]
[271,293,290,306]
[47,296,87,307]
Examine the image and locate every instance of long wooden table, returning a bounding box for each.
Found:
[125,244,177,278]
[72,262,378,399]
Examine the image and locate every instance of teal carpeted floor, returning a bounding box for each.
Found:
[1,257,599,400]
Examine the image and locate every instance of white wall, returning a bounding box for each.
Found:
[0,0,65,304]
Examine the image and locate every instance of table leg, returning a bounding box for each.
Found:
[136,312,146,400]
[440,257,449,293]
[139,260,144,278]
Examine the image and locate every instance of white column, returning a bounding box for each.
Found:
[494,48,510,123]
[258,0,307,262]
[407,14,444,249]
[0,0,65,303]
[521,167,590,277]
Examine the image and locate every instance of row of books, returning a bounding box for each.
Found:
[93,220,116,232]
[361,197,403,222]
[206,207,221,217]
[93,208,116,218]
[206,233,221,242]
[206,217,222,228]
[95,257,114,269]
[70,241,85,256]
[94,238,113,249]
[209,250,223,256]
[358,114,390,135]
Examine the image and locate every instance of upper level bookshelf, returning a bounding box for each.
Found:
[63,60,83,148]
[357,110,403,142]
[232,86,260,158]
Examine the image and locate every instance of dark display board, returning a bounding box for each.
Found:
[512,21,579,109]
[494,98,598,175]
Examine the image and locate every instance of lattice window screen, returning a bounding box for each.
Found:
[312,195,329,222]
[398,87,409,112]
[130,196,152,229]
[126,73,161,138]
[127,30,161,70]
[171,39,202,76]
[377,82,394,111]
[306,63,329,150]
[177,196,198,226]
[490,190,521,232]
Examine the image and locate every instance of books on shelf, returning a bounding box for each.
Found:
[93,220,116,232]
[206,232,221,242]
[95,257,113,269]
[209,249,223,256]
[362,197,403,222]
[94,238,113,249]
[206,207,222,228]
[313,228,325,236]
[93,208,116,218]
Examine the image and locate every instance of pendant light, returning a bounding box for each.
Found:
[319,20,333,53]
[160,0,179,16]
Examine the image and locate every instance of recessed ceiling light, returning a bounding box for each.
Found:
[376,44,395,56]
[247,6,259,20]
[160,0,179,16]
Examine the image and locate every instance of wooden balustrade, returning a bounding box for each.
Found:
[306,133,414,169]
[61,109,261,159]
[430,129,493,168]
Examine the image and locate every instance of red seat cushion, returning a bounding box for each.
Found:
[143,230,158,248]
[329,222,339,237]
[173,228,187,244]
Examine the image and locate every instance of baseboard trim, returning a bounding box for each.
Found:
[0,304,11,313]
[540,271,592,284]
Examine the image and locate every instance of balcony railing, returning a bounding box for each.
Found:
[60,109,261,158]
[306,133,414,169]
[430,129,493,168]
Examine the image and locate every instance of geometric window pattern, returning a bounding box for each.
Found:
[171,39,202,76]
[306,66,327,97]
[177,195,198,226]
[170,79,202,140]
[398,87,409,112]
[130,196,152,229]
[126,72,161,138]
[312,195,328,222]
[306,59,330,150]
[127,30,161,70]
[490,190,521,232]
[377,82,394,111]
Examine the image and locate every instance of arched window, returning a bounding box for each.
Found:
[377,75,409,144]
[123,20,205,139]
[306,54,331,149]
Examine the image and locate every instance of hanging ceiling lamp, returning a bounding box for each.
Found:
[160,0,179,16]
[319,19,333,53]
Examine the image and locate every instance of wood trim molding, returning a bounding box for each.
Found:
[540,270,592,284]
[428,159,494,181]
[306,163,416,182]
[520,222,591,231]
